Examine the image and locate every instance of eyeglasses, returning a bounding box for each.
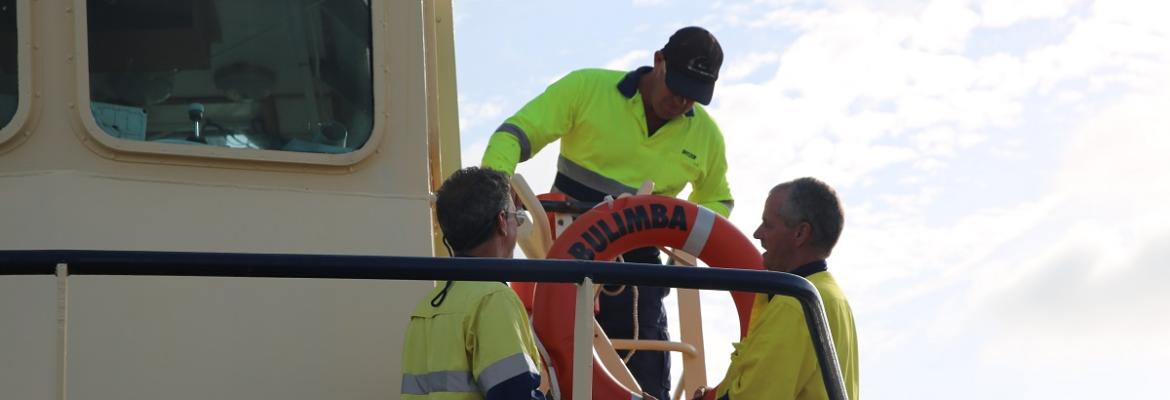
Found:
[503,209,528,225]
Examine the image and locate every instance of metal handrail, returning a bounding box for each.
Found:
[0,250,848,400]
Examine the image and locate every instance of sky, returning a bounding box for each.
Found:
[451,0,1170,398]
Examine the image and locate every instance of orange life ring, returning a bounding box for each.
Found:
[533,195,763,399]
[510,193,568,314]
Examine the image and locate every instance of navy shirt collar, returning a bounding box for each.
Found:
[616,67,650,98]
[790,260,828,278]
[617,66,695,117]
[769,260,828,301]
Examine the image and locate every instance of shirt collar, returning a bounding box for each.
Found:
[768,260,828,302]
[617,66,651,98]
[789,259,828,278]
[617,66,695,117]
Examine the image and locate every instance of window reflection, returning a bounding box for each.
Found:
[87,0,374,154]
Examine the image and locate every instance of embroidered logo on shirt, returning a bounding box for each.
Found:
[681,149,698,160]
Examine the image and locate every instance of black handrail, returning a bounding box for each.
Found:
[0,250,848,400]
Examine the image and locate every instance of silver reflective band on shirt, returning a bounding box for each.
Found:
[719,200,734,213]
[497,123,533,162]
[401,370,478,395]
[557,155,639,196]
[477,352,540,393]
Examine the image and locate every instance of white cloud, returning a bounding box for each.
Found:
[745,7,833,31]
[721,51,781,82]
[913,127,985,157]
[460,137,488,168]
[605,50,653,72]
[947,203,1170,380]
[901,16,1170,395]
[633,0,668,7]
[908,0,981,52]
[1057,92,1170,202]
[706,0,1164,214]
[457,96,506,138]
[978,0,1081,28]
[711,8,991,207]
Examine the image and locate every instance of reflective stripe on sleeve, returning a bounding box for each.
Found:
[532,320,562,400]
[401,370,479,395]
[478,352,539,393]
[557,156,638,197]
[719,200,735,213]
[497,123,533,162]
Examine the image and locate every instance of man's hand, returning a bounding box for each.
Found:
[691,386,713,400]
[641,392,658,400]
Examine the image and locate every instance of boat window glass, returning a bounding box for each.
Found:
[86,0,374,154]
[0,0,17,129]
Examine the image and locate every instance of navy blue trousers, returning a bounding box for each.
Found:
[596,247,670,400]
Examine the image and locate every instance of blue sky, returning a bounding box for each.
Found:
[452,0,1170,398]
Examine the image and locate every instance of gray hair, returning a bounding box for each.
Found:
[435,167,512,252]
[771,177,844,256]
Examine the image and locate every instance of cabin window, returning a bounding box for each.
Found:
[0,0,16,130]
[86,0,374,154]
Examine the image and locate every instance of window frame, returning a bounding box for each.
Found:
[69,0,386,169]
[0,0,35,154]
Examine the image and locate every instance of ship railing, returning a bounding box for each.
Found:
[1,250,848,400]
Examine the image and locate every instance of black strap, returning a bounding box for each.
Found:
[431,280,454,307]
[430,239,466,308]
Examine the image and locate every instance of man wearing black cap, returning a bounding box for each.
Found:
[482,27,732,400]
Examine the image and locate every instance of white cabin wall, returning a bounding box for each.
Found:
[0,0,447,399]
[66,276,416,400]
[0,276,57,400]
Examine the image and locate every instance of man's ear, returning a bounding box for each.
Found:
[495,213,509,236]
[794,222,813,248]
[653,50,665,65]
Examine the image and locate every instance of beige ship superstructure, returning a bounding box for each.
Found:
[1,1,461,398]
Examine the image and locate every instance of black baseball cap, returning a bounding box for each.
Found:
[662,26,723,105]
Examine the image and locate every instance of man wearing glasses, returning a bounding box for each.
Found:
[400,167,544,399]
[481,26,733,399]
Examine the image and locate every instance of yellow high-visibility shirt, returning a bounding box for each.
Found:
[715,271,859,400]
[401,281,545,399]
[481,67,733,216]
